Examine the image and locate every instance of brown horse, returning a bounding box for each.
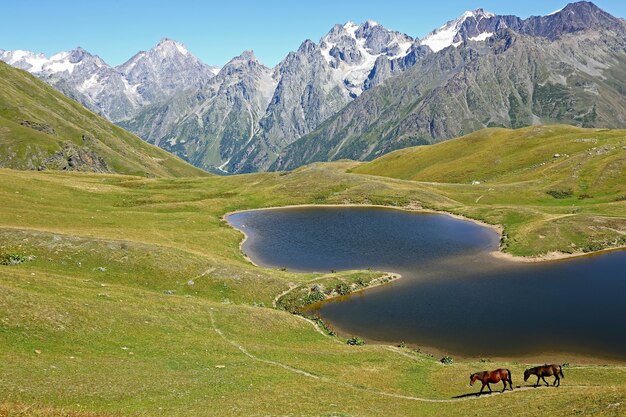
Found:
[469,368,513,395]
[524,364,564,387]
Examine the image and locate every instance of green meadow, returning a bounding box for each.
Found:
[1,124,625,416]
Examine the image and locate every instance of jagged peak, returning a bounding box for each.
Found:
[343,21,358,31]
[66,47,105,65]
[545,1,607,17]
[68,47,99,58]
[321,19,407,47]
[222,50,262,69]
[338,20,387,35]
[158,37,175,44]
[465,8,495,19]
[153,37,188,55]
[216,50,267,78]
[235,50,258,61]
[297,39,318,54]
[446,8,496,27]
[561,1,601,12]
[422,8,497,52]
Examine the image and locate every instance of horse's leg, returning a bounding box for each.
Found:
[487,383,492,393]
[541,376,549,386]
[536,375,541,387]
[502,380,507,392]
[555,376,560,387]
[479,383,485,396]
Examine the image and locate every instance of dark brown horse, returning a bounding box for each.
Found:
[524,364,564,387]
[469,368,513,395]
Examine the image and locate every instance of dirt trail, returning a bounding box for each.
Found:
[272,283,299,308]
[208,309,600,403]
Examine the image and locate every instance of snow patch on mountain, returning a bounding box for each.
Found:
[320,20,414,96]
[0,50,49,72]
[78,74,100,93]
[547,7,565,16]
[45,52,79,74]
[469,32,494,41]
[0,49,87,75]
[422,9,495,52]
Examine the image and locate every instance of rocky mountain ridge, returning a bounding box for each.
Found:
[2,1,625,173]
[1,38,219,122]
[271,21,626,170]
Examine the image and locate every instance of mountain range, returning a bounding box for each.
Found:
[2,1,625,174]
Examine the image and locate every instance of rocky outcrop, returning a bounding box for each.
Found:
[38,143,110,173]
[20,120,56,135]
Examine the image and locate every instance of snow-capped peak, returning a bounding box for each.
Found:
[155,38,189,56]
[363,19,380,28]
[422,8,496,52]
[319,21,414,97]
[0,47,102,75]
[343,21,359,36]
[466,8,495,19]
[0,49,49,72]
[49,51,70,61]
[118,38,204,79]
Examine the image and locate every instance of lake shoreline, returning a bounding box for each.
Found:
[223,203,625,265]
[330,324,626,365]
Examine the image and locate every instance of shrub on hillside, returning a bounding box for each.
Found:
[335,283,351,296]
[0,253,27,265]
[546,189,573,199]
[355,277,369,287]
[303,289,326,305]
[346,337,365,346]
[440,355,454,364]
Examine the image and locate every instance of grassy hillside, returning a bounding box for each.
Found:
[1,145,625,416]
[352,125,625,187]
[0,61,207,178]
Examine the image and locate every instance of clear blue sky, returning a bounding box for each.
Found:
[1,0,624,67]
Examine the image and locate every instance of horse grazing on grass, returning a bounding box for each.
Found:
[469,368,513,395]
[524,364,564,387]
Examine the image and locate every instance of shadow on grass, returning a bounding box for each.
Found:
[452,385,553,398]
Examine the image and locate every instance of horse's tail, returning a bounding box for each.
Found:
[559,365,564,378]
[507,368,513,386]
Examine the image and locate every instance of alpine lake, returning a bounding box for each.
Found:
[227,206,626,361]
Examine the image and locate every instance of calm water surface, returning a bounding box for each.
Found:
[227,207,626,360]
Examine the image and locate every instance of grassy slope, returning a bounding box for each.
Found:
[353,125,626,255]
[0,61,207,178]
[0,145,625,416]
